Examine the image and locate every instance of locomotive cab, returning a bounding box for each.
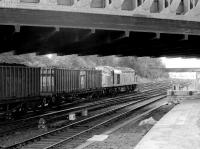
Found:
[95,66,137,94]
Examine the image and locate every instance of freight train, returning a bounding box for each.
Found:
[0,65,137,118]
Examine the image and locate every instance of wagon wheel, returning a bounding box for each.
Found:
[42,98,48,107]
[5,112,12,120]
[49,96,56,106]
[51,96,56,103]
[70,93,76,101]
[87,93,93,101]
[95,92,100,100]
[94,92,100,100]
[18,104,26,114]
[111,89,117,97]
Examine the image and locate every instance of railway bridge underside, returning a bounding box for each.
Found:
[1,0,200,57]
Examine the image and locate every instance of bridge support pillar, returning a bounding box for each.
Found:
[15,25,20,33]
[183,34,188,40]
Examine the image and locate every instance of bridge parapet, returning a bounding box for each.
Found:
[0,0,200,21]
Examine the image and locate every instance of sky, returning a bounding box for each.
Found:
[160,57,200,79]
[161,57,200,68]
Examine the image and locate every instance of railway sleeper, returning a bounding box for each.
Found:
[68,109,88,121]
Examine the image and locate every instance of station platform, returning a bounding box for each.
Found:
[135,98,200,149]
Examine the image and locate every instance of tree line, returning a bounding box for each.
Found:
[0,52,169,79]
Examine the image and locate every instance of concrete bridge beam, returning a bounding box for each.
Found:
[0,0,194,14]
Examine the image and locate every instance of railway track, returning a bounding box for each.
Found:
[5,93,166,149]
[0,80,176,123]
[0,81,170,123]
[0,80,190,148]
[0,83,169,137]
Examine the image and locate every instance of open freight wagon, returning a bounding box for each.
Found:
[0,66,41,104]
[0,65,41,118]
[40,68,103,100]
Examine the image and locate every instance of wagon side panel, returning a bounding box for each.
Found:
[0,66,40,102]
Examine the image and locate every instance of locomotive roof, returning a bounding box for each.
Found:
[95,66,135,73]
[115,67,135,72]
